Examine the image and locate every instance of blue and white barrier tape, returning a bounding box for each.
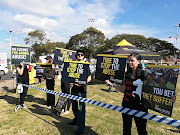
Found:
[18,83,180,128]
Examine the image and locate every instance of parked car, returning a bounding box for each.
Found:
[0,65,8,76]
[12,69,17,79]
[89,64,96,74]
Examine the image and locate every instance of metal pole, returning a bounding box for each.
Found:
[9,28,12,70]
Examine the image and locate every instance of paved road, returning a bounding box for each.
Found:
[0,72,14,80]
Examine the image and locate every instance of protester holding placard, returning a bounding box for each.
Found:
[14,63,29,112]
[68,50,91,135]
[109,52,176,135]
[106,52,147,134]
[45,56,56,109]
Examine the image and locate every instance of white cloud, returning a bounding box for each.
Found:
[0,0,74,17]
[0,0,169,50]
[46,32,68,43]
[14,14,59,31]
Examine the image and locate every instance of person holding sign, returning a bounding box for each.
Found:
[45,56,56,109]
[14,63,29,112]
[109,52,176,135]
[68,50,91,135]
[106,52,147,135]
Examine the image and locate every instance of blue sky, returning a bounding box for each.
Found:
[0,0,180,59]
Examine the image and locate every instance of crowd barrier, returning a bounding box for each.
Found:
[18,83,180,128]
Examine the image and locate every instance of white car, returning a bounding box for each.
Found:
[0,65,8,76]
[89,64,96,74]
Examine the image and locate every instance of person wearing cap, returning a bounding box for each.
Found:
[68,49,91,135]
[45,56,56,109]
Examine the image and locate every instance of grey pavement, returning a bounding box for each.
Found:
[0,72,16,93]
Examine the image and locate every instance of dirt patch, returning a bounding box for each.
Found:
[0,80,17,93]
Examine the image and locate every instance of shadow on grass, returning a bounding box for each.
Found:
[1,86,16,93]
[25,95,47,105]
[167,128,180,133]
[53,121,98,135]
[0,95,17,105]
[1,88,98,134]
[0,94,47,105]
[100,88,119,93]
[27,104,98,135]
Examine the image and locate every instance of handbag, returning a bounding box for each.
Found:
[17,84,23,93]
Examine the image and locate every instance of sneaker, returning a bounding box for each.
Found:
[22,104,27,108]
[47,106,51,109]
[14,105,21,112]
[61,111,69,116]
[61,109,65,112]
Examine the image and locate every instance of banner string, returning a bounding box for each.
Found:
[18,83,180,128]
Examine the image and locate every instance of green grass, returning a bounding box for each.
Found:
[0,78,180,135]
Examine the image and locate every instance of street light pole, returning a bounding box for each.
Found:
[169,25,179,65]
[9,28,12,70]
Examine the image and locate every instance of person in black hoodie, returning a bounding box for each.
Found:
[14,63,29,112]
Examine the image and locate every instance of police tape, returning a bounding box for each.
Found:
[18,83,180,128]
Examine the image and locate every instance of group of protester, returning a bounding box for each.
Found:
[14,50,176,135]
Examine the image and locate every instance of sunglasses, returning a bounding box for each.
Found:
[77,54,84,56]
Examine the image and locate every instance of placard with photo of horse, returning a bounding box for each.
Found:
[142,65,179,116]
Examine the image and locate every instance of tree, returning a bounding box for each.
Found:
[67,27,105,58]
[102,34,179,59]
[53,42,67,48]
[24,30,49,62]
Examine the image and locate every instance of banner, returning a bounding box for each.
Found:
[95,54,127,84]
[35,63,54,79]
[0,53,7,67]
[62,61,90,84]
[29,66,35,84]
[34,64,44,77]
[142,65,180,116]
[11,45,30,64]
[53,48,76,65]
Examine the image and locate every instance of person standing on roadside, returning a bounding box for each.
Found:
[45,56,56,109]
[14,63,29,112]
[68,49,91,135]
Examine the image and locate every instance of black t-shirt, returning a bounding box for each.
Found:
[17,66,29,83]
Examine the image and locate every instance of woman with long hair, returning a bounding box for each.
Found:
[14,63,29,112]
[110,52,148,135]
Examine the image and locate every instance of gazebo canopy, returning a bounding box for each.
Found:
[112,39,161,60]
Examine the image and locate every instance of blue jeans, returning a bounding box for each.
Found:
[71,91,86,133]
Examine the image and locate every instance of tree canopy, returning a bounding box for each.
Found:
[67,27,105,58]
[24,30,67,62]
[24,29,180,62]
